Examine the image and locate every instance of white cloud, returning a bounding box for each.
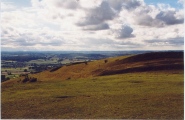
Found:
[178,0,184,5]
[1,2,17,11]
[31,0,41,8]
[1,0,184,51]
[79,0,102,9]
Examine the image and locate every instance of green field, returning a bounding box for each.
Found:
[2,71,183,119]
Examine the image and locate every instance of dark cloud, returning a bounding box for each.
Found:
[77,0,143,27]
[83,23,109,31]
[156,10,184,25]
[107,0,143,11]
[145,37,184,46]
[136,14,165,27]
[116,25,134,39]
[167,37,184,45]
[135,7,183,27]
[121,0,142,10]
[77,1,116,26]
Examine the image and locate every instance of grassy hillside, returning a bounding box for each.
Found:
[29,51,183,81]
[2,51,184,119]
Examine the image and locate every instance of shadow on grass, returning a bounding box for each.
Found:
[128,80,144,84]
[99,64,183,76]
[55,96,75,99]
[55,95,91,99]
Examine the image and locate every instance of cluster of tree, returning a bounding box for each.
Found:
[104,60,108,63]
[1,75,10,82]
[19,74,37,83]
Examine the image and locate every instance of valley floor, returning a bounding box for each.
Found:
[1,71,184,119]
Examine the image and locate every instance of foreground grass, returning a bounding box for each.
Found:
[2,71,184,119]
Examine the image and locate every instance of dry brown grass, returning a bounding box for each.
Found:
[28,51,183,81]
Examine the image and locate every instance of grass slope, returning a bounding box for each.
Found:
[2,72,183,119]
[2,51,184,119]
[29,51,183,81]
[28,55,129,81]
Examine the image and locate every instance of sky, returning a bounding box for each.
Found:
[1,0,184,51]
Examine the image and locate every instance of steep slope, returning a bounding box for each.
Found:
[31,51,183,81]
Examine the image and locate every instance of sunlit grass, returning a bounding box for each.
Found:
[2,71,183,119]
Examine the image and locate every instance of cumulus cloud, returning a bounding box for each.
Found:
[107,0,144,11]
[77,1,116,26]
[77,0,144,27]
[120,0,143,10]
[115,25,134,39]
[1,0,184,51]
[136,14,165,27]
[132,4,184,27]
[117,1,183,28]
[156,10,184,25]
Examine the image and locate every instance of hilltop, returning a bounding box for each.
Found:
[29,51,183,81]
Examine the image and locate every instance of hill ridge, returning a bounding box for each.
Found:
[29,51,183,81]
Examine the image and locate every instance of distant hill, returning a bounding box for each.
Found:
[26,51,183,81]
